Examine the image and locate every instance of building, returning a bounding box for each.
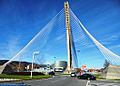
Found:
[54,61,67,72]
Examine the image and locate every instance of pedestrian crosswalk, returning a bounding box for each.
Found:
[91,82,120,86]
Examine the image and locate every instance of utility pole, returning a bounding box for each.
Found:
[64,1,72,73]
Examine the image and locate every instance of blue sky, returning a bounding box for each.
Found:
[0,0,120,68]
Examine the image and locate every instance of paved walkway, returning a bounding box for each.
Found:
[0,79,20,82]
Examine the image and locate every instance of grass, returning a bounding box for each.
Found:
[93,74,105,79]
[111,79,120,81]
[94,74,101,78]
[0,74,52,80]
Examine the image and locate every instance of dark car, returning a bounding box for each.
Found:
[77,74,96,80]
[48,71,55,75]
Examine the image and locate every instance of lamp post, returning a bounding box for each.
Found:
[54,57,56,63]
[30,51,39,78]
[53,57,56,71]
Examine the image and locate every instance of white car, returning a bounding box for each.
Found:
[70,72,76,77]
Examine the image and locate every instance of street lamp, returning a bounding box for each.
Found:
[54,57,56,63]
[53,57,56,71]
[30,51,39,78]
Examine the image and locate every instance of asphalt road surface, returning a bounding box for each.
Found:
[23,76,87,86]
[90,80,120,86]
[1,76,120,86]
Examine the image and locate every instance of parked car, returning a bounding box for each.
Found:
[70,72,76,77]
[77,73,96,80]
[48,71,55,75]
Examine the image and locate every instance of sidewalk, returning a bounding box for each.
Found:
[0,78,20,82]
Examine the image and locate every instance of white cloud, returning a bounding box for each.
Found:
[6,36,21,60]
[109,44,120,50]
[101,35,119,43]
[55,34,65,41]
[97,35,119,47]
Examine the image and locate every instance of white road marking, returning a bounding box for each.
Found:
[86,80,91,86]
[91,82,120,86]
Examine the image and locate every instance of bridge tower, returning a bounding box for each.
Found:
[64,1,73,73]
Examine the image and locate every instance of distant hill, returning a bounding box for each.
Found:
[0,60,47,74]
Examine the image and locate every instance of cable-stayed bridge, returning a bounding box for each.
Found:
[0,1,120,79]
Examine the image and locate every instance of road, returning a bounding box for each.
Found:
[1,76,120,86]
[23,76,120,86]
[90,80,120,86]
[23,76,87,86]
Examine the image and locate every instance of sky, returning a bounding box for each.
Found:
[0,0,120,68]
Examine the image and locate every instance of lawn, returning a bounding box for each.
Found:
[0,74,51,80]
